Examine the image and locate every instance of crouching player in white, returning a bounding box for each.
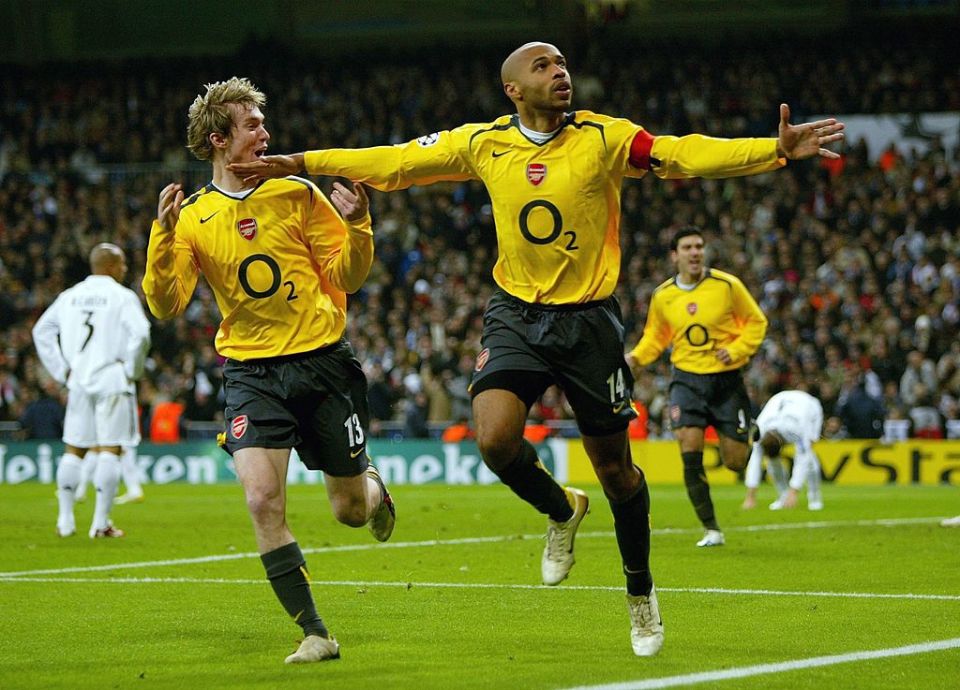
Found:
[742,389,824,511]
[32,243,151,538]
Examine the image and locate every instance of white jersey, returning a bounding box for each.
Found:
[747,389,824,496]
[756,390,823,446]
[33,275,151,396]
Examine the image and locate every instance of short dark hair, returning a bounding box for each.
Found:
[670,226,703,251]
[760,432,784,458]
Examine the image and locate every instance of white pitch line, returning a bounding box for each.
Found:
[0,515,948,580]
[1,576,958,602]
[0,535,513,578]
[558,637,960,690]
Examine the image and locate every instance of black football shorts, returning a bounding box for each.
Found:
[470,290,636,436]
[668,367,751,441]
[222,339,371,477]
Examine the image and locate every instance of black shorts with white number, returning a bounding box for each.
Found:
[668,367,751,441]
[470,290,636,436]
[222,339,370,477]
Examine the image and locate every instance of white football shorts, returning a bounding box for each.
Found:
[63,390,141,448]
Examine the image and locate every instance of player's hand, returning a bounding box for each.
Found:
[776,103,845,160]
[330,181,369,223]
[781,489,799,509]
[625,353,641,379]
[227,153,305,183]
[715,348,733,365]
[157,183,184,232]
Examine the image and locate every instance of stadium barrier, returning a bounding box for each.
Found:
[2,439,960,487]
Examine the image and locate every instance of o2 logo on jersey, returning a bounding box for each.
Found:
[526,163,547,186]
[416,133,440,147]
[237,218,258,240]
[231,415,249,439]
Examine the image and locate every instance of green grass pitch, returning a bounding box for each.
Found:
[1,481,958,689]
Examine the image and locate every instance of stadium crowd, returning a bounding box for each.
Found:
[2,31,959,441]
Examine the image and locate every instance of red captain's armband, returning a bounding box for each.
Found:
[629,129,656,170]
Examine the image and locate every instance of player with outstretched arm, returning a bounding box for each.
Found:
[230,42,843,656]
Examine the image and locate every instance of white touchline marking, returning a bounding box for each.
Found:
[0,535,514,578]
[1,576,958,601]
[557,638,960,690]
[0,516,948,580]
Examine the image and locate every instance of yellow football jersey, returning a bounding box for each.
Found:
[629,268,768,373]
[304,111,783,305]
[142,177,373,360]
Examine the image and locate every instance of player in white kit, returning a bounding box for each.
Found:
[742,389,824,511]
[32,243,151,538]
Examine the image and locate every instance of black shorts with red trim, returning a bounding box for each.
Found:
[222,339,370,477]
[470,290,636,437]
[668,367,751,441]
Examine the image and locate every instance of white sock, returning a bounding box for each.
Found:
[807,463,823,504]
[120,446,143,496]
[76,453,95,499]
[744,442,763,489]
[90,451,122,534]
[56,453,83,534]
[767,458,789,495]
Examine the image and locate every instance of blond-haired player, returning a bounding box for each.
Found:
[143,77,394,664]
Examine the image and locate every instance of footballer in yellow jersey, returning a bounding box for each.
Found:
[229,41,844,656]
[143,175,373,360]
[627,227,767,549]
[629,268,767,374]
[300,112,784,306]
[143,77,395,664]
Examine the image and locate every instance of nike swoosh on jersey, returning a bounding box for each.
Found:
[350,448,365,458]
[491,150,509,158]
[200,211,220,223]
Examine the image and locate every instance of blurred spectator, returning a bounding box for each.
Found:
[0,359,20,422]
[822,415,847,440]
[900,350,938,407]
[18,377,65,439]
[836,368,885,439]
[150,397,185,443]
[441,417,474,443]
[1,33,960,440]
[366,361,398,424]
[402,390,430,439]
[522,410,553,444]
[908,385,944,439]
